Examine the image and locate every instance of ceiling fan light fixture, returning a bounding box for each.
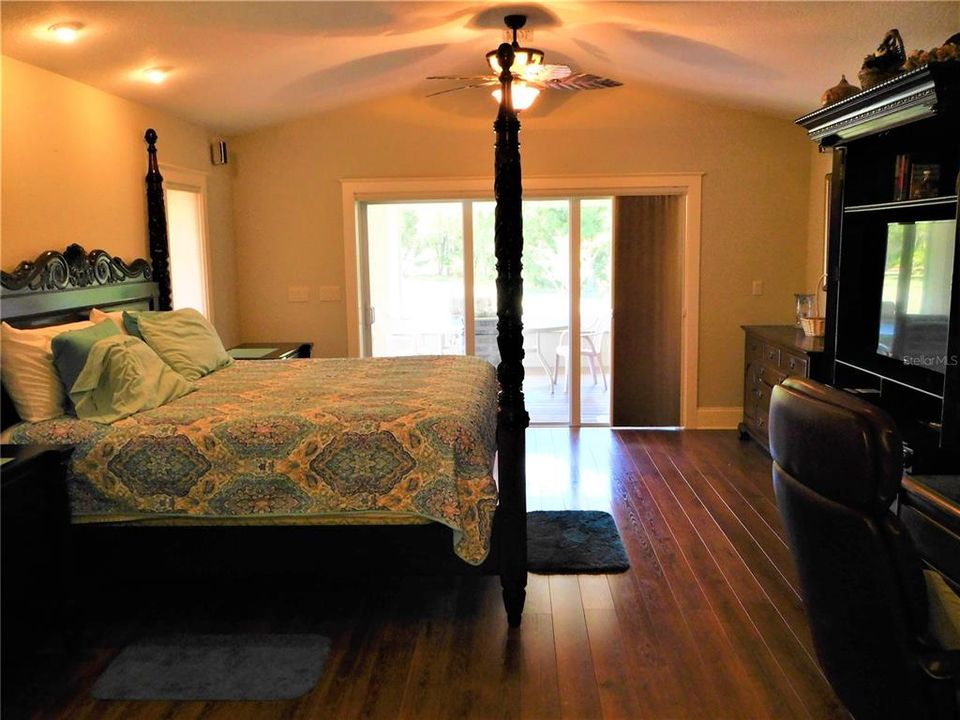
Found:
[486,46,544,75]
[492,82,540,111]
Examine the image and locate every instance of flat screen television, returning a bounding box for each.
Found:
[876,219,956,374]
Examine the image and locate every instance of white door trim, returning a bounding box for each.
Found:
[340,173,704,427]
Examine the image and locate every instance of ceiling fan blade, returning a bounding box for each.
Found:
[539,64,572,80]
[544,73,623,90]
[516,64,571,83]
[425,82,496,98]
[426,75,496,81]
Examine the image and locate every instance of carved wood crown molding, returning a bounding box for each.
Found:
[0,244,151,294]
[795,63,960,145]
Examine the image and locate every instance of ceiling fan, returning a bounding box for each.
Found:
[426,14,622,108]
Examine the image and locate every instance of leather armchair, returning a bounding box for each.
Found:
[769,377,959,719]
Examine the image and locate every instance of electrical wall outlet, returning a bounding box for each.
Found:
[288,286,310,302]
[315,286,342,302]
[752,280,763,296]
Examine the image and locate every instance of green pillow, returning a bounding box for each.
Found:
[122,310,144,339]
[51,319,121,397]
[136,308,233,382]
[70,335,195,424]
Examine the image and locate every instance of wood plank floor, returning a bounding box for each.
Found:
[5,430,846,719]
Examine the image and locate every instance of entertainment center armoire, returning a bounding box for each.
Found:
[796,63,960,475]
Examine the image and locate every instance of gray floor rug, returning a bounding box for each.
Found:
[91,633,330,701]
[527,510,630,574]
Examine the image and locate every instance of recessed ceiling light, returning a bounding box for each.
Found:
[144,67,172,84]
[48,22,84,43]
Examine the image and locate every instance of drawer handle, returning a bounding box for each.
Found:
[753,388,762,400]
[756,417,765,429]
[767,350,777,359]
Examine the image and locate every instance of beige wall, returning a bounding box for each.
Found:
[230,86,813,411]
[2,53,819,413]
[1,56,239,347]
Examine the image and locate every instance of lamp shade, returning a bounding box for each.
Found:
[486,46,544,76]
[492,82,540,111]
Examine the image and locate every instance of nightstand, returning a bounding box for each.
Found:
[1,445,75,673]
[228,342,313,360]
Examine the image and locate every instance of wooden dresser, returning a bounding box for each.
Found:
[739,326,827,453]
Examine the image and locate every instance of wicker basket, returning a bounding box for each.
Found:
[800,275,827,337]
[800,316,826,337]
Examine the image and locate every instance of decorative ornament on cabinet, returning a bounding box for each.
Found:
[858,29,906,90]
[820,75,860,106]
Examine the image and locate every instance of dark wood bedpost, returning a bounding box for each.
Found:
[144,129,173,311]
[493,41,529,628]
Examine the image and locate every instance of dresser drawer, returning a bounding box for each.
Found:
[757,364,786,387]
[782,351,809,377]
[755,380,773,409]
[762,343,781,366]
[752,410,770,439]
[744,364,759,418]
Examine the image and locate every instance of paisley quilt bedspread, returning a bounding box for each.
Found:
[8,355,499,564]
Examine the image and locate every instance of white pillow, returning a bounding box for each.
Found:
[1,320,94,422]
[89,307,128,334]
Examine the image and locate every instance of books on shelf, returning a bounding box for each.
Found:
[894,153,943,201]
[893,153,911,201]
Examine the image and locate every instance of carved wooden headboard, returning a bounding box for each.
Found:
[0,129,168,428]
[1,128,171,327]
[1,243,158,327]
[0,244,158,429]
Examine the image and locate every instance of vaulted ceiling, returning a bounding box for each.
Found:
[3,2,957,133]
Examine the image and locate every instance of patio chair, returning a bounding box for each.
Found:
[552,325,607,394]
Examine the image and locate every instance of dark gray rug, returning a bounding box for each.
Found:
[91,633,330,701]
[527,510,630,574]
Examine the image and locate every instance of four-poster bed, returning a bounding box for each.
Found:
[0,41,530,628]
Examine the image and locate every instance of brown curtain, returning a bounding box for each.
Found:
[612,195,683,426]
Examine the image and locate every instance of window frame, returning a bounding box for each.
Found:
[160,164,214,322]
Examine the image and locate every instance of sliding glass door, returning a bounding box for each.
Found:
[579,199,613,425]
[365,202,465,357]
[361,197,611,426]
